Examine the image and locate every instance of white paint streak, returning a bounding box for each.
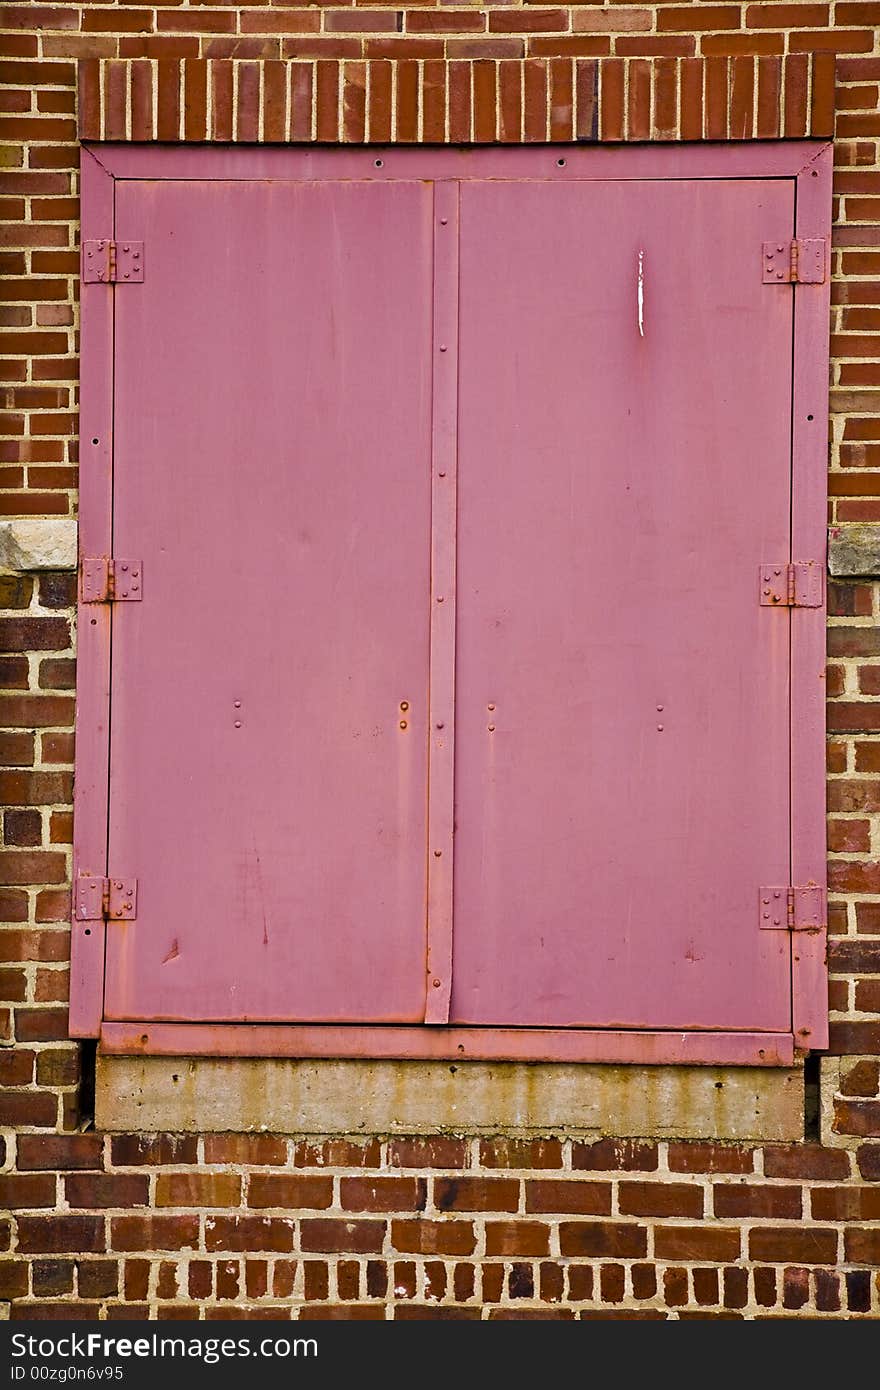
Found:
[637,249,645,338]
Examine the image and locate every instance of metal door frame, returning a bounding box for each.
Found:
[74,141,831,1065]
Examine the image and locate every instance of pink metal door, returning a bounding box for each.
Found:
[76,145,829,1061]
[105,179,433,1022]
[451,178,795,1030]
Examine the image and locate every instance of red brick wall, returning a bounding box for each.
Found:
[1,1,880,1319]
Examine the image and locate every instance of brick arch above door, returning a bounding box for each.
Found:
[78,52,836,145]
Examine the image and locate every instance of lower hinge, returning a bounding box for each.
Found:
[759,562,823,608]
[762,239,826,284]
[75,875,138,923]
[82,240,144,284]
[760,885,826,932]
[81,558,143,603]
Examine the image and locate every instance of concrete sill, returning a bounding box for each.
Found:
[96,1057,805,1141]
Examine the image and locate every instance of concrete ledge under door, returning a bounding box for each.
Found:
[96,1057,805,1140]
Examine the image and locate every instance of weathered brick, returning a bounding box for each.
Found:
[618,1182,704,1218]
[17,1133,103,1171]
[31,1259,74,1296]
[340,1177,427,1212]
[485,1221,550,1257]
[434,1178,519,1213]
[17,1216,104,1255]
[299,1220,384,1255]
[77,1260,119,1298]
[111,1217,199,1253]
[155,1173,242,1207]
[479,1138,562,1169]
[390,1220,476,1256]
[110,1135,198,1166]
[713,1184,802,1219]
[65,1174,150,1209]
[811,1185,880,1220]
[292,1139,381,1169]
[524,1180,612,1215]
[748,1228,839,1264]
[833,1098,880,1137]
[667,1143,754,1174]
[571,1138,658,1171]
[248,1175,332,1210]
[202,1135,287,1166]
[653,1226,742,1262]
[388,1137,468,1169]
[0,1261,29,1299]
[0,1091,58,1127]
[204,1216,295,1253]
[843,1227,880,1262]
[0,618,69,651]
[559,1222,648,1258]
[763,1145,851,1181]
[0,1174,56,1209]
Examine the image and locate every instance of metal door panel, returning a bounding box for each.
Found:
[105,179,433,1022]
[452,178,795,1030]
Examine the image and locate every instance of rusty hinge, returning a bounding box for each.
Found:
[760,886,826,932]
[75,875,138,923]
[759,562,823,608]
[762,239,826,285]
[81,558,143,603]
[82,240,144,284]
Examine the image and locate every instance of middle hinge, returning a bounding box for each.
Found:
[760,885,826,932]
[762,239,826,284]
[82,240,144,284]
[75,875,138,923]
[759,562,823,608]
[81,558,143,604]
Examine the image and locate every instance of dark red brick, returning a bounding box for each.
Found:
[17,1216,104,1254]
[17,1133,103,1170]
[65,1174,150,1209]
[748,1228,839,1264]
[763,1145,851,1180]
[390,1220,476,1256]
[435,1178,519,1212]
[571,1138,658,1171]
[619,1182,703,1218]
[559,1222,647,1258]
[299,1220,384,1254]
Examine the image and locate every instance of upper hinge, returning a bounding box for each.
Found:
[760,885,826,932]
[75,875,138,923]
[759,562,824,608]
[81,558,143,603]
[82,240,144,284]
[762,239,826,284]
